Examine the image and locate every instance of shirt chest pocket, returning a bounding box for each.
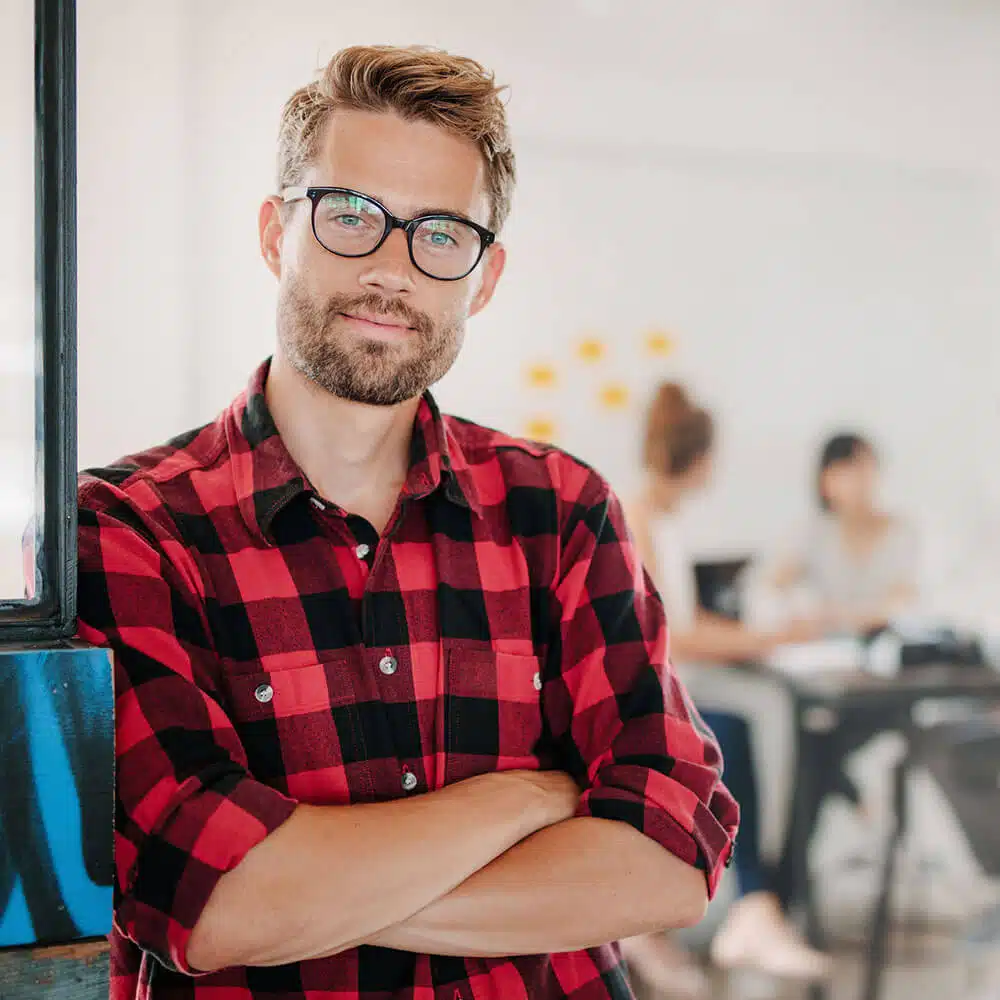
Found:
[444,647,545,784]
[226,658,369,803]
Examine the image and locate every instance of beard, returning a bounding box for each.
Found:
[276,278,465,407]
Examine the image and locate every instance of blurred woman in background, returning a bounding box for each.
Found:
[768,432,918,633]
[760,435,922,890]
[621,384,830,997]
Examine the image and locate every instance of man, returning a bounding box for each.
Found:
[78,45,738,1000]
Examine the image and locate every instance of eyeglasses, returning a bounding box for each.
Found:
[280,186,496,282]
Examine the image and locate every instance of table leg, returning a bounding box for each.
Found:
[861,748,911,1000]
[785,699,831,1000]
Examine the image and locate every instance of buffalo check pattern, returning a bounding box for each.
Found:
[77,359,737,1000]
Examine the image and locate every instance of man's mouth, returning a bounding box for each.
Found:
[340,311,414,333]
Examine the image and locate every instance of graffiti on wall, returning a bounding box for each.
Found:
[0,646,113,947]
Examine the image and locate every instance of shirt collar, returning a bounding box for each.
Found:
[227,359,482,543]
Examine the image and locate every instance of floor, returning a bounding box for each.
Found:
[635,928,1000,1000]
[636,959,992,1000]
[709,952,980,1000]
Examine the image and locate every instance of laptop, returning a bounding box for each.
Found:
[693,556,752,622]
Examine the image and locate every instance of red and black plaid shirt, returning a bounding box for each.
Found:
[77,360,737,1000]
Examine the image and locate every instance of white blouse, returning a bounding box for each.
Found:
[648,511,698,632]
[791,513,918,615]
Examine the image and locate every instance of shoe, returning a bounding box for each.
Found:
[709,892,832,981]
[620,932,711,999]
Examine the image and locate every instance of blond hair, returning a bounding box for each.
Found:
[643,383,715,476]
[277,45,516,233]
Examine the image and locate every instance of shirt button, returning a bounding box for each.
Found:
[379,655,398,676]
[401,771,418,792]
[355,543,370,559]
[533,672,542,691]
[254,683,274,704]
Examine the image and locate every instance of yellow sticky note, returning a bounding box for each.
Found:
[524,416,557,442]
[598,383,630,410]
[645,330,675,357]
[525,363,557,389]
[576,337,606,363]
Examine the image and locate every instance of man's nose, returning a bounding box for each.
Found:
[357,228,416,296]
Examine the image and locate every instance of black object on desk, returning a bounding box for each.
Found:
[693,557,751,621]
[760,663,1000,1000]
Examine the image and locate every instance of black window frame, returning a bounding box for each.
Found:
[0,0,77,641]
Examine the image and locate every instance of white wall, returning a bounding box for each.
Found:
[455,147,996,556]
[77,0,193,469]
[0,0,38,597]
[75,1,1000,583]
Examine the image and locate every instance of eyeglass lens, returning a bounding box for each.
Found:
[313,190,484,280]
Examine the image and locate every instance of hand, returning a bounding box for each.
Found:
[772,617,827,646]
[800,605,888,637]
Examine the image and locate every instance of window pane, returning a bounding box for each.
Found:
[0,0,38,602]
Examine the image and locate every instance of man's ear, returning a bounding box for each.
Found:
[468,242,507,317]
[259,196,284,278]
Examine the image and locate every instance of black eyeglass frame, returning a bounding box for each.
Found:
[281,186,496,282]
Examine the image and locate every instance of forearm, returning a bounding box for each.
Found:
[187,772,560,971]
[671,618,769,663]
[367,817,708,957]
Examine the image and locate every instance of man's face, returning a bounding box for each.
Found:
[260,109,505,407]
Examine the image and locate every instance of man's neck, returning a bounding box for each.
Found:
[265,353,421,530]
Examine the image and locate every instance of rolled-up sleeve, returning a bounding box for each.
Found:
[78,482,297,974]
[546,476,738,896]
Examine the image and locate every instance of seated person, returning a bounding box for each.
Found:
[766,432,919,634]
[763,434,921,908]
[623,383,830,994]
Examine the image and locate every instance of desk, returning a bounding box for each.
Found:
[755,664,1000,1000]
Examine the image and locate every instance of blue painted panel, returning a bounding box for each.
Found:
[0,646,113,946]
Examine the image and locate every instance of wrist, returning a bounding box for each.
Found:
[512,774,567,838]
[506,770,578,839]
[461,771,558,842]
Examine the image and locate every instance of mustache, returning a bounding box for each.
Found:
[321,291,434,335]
